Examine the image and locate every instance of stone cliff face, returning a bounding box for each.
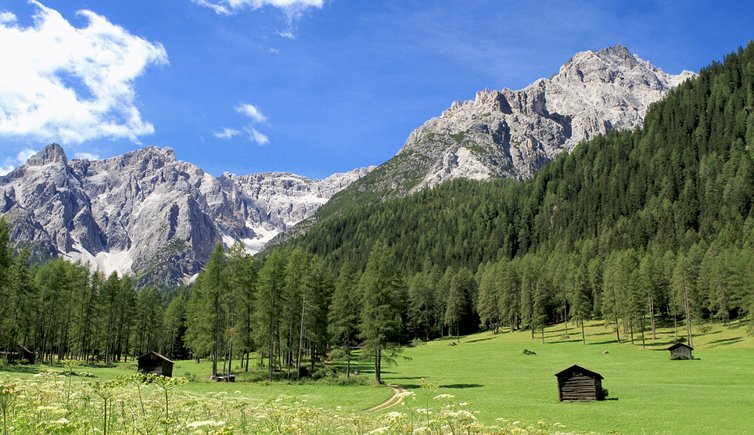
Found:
[0,145,372,286]
[329,45,693,207]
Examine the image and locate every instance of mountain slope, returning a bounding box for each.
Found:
[0,145,371,285]
[318,45,693,217]
[294,43,754,274]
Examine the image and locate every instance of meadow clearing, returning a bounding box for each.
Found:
[1,320,752,433]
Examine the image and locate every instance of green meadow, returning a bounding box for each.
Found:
[384,321,754,434]
[1,321,752,433]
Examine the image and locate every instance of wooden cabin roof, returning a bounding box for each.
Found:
[137,351,174,364]
[16,344,34,355]
[555,364,603,380]
[667,342,694,351]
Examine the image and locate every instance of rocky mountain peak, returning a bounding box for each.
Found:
[352,45,694,199]
[25,143,68,167]
[1,142,371,286]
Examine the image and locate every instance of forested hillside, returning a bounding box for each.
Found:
[289,43,754,340]
[1,44,753,378]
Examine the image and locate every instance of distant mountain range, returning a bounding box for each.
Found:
[0,144,372,286]
[0,45,693,286]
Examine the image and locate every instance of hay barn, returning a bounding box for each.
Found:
[137,352,174,377]
[555,365,605,401]
[668,342,694,360]
[7,345,36,364]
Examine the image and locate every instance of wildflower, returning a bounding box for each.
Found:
[186,420,226,428]
[432,393,455,400]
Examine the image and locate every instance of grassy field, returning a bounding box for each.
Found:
[0,357,392,413]
[1,321,752,433]
[383,320,754,434]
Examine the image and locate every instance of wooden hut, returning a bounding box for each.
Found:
[668,342,694,360]
[137,352,174,377]
[7,345,36,364]
[555,365,605,401]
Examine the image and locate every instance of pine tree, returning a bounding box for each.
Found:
[359,240,404,384]
[328,261,361,376]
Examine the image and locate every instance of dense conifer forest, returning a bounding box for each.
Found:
[1,43,753,382]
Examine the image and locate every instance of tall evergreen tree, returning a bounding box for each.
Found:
[359,240,404,384]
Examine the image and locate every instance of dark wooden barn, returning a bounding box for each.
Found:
[7,345,36,364]
[555,365,605,401]
[668,342,694,360]
[137,352,174,377]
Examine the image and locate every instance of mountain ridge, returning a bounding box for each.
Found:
[0,144,372,286]
[316,45,693,219]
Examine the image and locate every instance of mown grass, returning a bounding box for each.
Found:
[1,320,751,433]
[381,320,754,434]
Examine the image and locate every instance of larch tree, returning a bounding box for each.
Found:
[328,261,361,377]
[359,240,404,385]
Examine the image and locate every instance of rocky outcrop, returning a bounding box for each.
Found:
[330,45,694,206]
[0,145,372,286]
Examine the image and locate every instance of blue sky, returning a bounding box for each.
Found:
[0,1,753,178]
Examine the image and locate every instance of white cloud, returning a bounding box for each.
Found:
[193,0,323,38]
[194,0,323,16]
[0,1,168,144]
[236,103,268,123]
[246,127,269,145]
[17,148,37,163]
[0,11,17,24]
[0,147,39,175]
[74,152,99,160]
[214,128,241,139]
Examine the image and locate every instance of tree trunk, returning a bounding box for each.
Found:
[640,315,646,349]
[615,317,621,343]
[683,286,693,347]
[346,346,351,378]
[648,293,656,340]
[297,291,306,381]
[581,320,586,344]
[374,347,382,385]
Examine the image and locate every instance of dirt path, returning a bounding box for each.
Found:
[365,384,408,412]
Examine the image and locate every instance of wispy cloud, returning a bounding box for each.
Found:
[214,103,270,145]
[193,0,323,16]
[74,152,100,160]
[214,128,241,139]
[0,1,167,145]
[193,0,324,38]
[0,147,38,175]
[246,127,269,145]
[236,104,268,124]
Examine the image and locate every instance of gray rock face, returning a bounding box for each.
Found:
[346,45,694,199]
[0,145,371,286]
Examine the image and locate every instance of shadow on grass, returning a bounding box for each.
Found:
[708,337,743,347]
[465,337,496,344]
[587,339,621,345]
[440,383,483,389]
[0,364,41,374]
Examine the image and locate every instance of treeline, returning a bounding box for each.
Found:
[289,43,754,330]
[0,221,189,363]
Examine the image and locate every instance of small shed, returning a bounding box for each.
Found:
[137,352,174,377]
[668,342,694,360]
[8,345,36,364]
[555,365,605,401]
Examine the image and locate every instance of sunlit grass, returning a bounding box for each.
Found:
[384,319,754,434]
